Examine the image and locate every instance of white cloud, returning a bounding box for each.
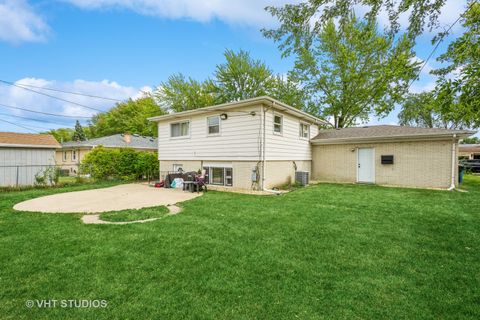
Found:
[0,0,50,44]
[0,78,151,132]
[64,0,299,27]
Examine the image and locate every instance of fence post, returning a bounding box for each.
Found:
[16,166,19,187]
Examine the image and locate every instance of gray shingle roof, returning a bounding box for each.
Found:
[311,125,475,142]
[61,134,157,149]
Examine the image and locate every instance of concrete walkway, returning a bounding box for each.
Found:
[13,184,201,213]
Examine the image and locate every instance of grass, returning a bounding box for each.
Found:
[0,176,479,319]
[99,206,169,222]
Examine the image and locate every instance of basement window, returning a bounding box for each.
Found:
[203,167,233,187]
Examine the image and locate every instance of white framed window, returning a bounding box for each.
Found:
[203,166,233,187]
[299,123,310,139]
[207,116,220,135]
[72,150,77,161]
[62,151,67,162]
[173,164,184,173]
[170,121,190,138]
[273,114,283,134]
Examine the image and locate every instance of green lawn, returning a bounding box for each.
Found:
[99,206,170,222]
[1,177,479,319]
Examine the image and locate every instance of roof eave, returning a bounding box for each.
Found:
[0,143,61,149]
[311,131,476,145]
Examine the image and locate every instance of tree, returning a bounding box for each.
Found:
[44,128,75,143]
[461,137,479,144]
[155,73,217,113]
[90,96,165,137]
[398,92,471,129]
[214,49,275,102]
[266,13,419,128]
[432,2,480,129]
[264,0,455,45]
[72,120,87,141]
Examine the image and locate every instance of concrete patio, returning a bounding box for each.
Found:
[13,183,202,213]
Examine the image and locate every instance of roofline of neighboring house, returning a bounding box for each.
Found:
[59,144,157,150]
[147,96,327,125]
[310,131,476,145]
[0,143,60,149]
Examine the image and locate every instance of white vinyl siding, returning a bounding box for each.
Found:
[170,121,190,138]
[265,110,318,161]
[158,105,262,160]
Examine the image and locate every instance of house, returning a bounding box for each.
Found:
[56,133,157,175]
[148,96,475,190]
[0,132,60,187]
[459,144,480,160]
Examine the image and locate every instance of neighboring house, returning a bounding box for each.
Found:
[57,133,157,175]
[149,96,475,190]
[459,144,480,160]
[0,132,60,187]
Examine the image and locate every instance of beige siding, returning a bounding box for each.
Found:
[264,109,318,161]
[264,160,311,189]
[312,140,456,189]
[157,105,263,161]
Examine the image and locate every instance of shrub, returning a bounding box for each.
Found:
[80,146,159,181]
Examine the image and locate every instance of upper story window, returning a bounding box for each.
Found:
[72,150,77,161]
[62,151,67,162]
[207,116,220,135]
[170,121,190,138]
[273,114,283,134]
[299,123,310,139]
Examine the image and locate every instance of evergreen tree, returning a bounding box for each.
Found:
[73,120,87,141]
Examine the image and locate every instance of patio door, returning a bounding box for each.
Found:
[357,148,375,183]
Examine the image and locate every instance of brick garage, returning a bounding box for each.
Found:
[311,126,475,189]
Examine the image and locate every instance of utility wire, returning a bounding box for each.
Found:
[0,118,40,133]
[407,0,477,91]
[0,103,91,119]
[12,82,124,102]
[0,112,76,127]
[0,80,104,113]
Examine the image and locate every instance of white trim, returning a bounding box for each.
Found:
[0,143,60,149]
[356,147,375,183]
[206,115,221,137]
[299,122,310,140]
[273,112,283,136]
[169,120,191,139]
[203,162,233,168]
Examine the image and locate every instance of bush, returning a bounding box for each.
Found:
[34,167,59,186]
[80,146,159,181]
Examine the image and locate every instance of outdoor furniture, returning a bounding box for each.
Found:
[193,174,207,193]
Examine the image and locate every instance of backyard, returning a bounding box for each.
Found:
[0,176,479,319]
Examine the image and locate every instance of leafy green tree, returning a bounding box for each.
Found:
[155,73,217,112]
[90,96,165,137]
[432,2,480,128]
[44,128,75,143]
[264,0,456,43]
[72,120,87,141]
[266,13,419,128]
[461,137,479,144]
[213,49,276,102]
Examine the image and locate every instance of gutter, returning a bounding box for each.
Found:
[261,101,281,195]
[448,134,457,190]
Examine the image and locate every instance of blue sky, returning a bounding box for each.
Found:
[0,0,470,133]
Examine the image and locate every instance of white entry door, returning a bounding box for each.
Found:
[357,148,375,183]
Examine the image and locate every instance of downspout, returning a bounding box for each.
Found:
[262,102,281,195]
[448,134,457,190]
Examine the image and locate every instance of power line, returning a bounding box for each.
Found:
[0,80,105,113]
[0,118,39,133]
[0,103,91,119]
[0,112,76,127]
[407,0,477,91]
[12,82,124,102]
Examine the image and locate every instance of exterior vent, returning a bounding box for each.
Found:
[295,171,310,186]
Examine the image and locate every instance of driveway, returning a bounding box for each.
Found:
[13,184,202,213]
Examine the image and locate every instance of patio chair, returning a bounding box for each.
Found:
[193,172,207,193]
